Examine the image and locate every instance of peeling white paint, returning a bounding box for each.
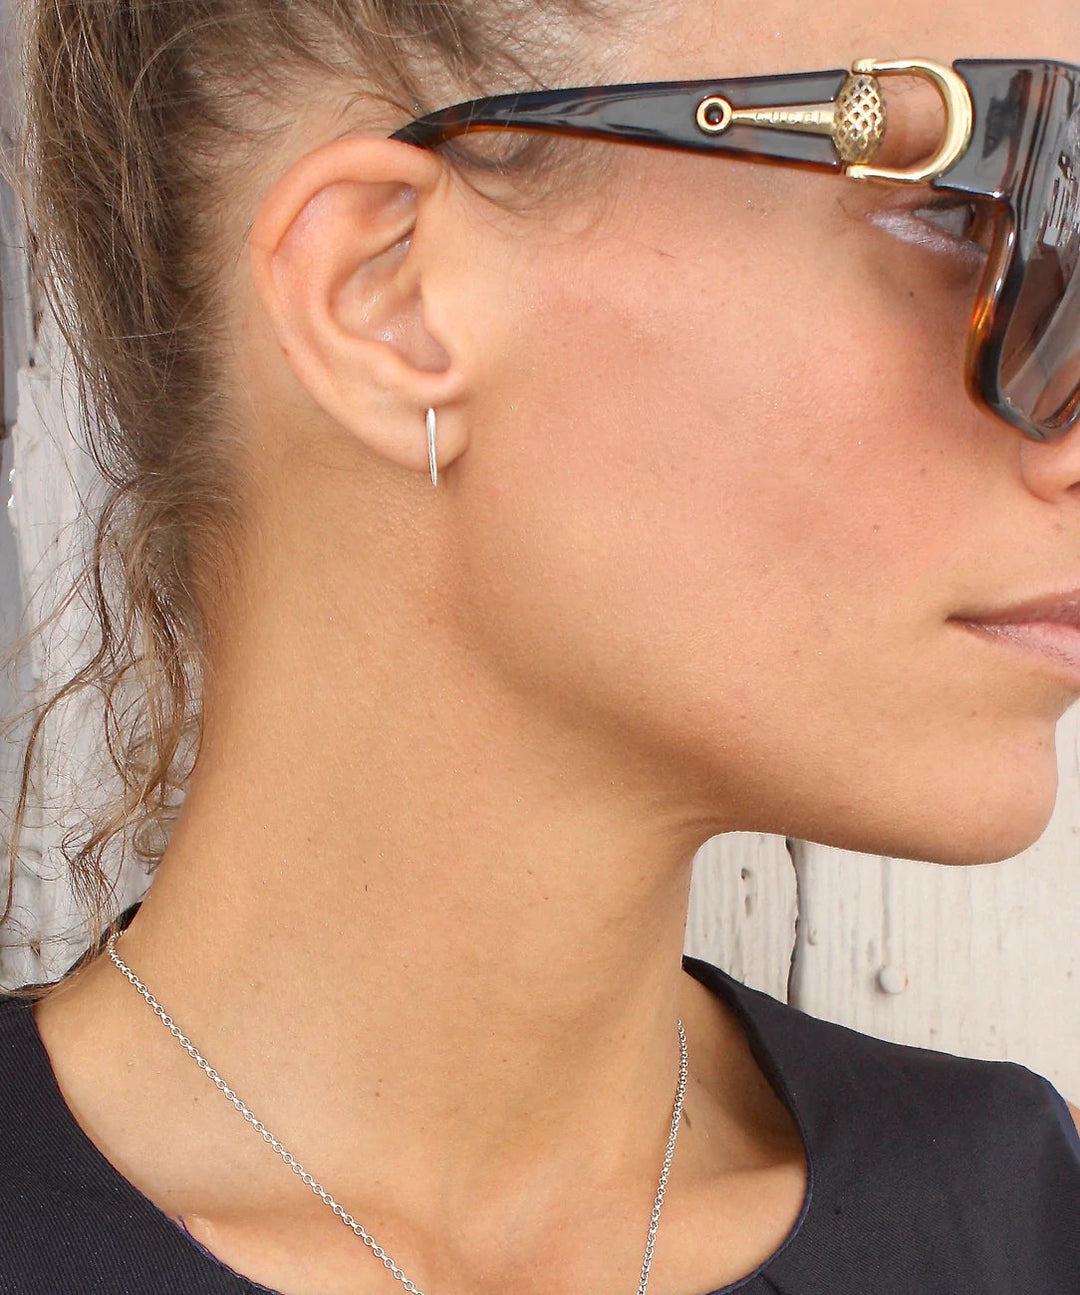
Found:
[0,326,149,987]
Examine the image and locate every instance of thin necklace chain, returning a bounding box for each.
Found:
[106,932,689,1295]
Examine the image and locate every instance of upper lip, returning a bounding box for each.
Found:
[952,589,1080,628]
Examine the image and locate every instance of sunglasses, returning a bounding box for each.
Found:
[392,56,1080,443]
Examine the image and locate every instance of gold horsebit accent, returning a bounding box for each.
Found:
[695,57,975,184]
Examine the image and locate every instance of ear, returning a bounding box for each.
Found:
[249,137,470,481]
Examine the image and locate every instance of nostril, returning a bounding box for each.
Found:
[1018,420,1080,503]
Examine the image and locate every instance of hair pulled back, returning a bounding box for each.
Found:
[3,0,625,983]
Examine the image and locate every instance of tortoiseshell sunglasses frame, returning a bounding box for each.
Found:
[392,57,1080,443]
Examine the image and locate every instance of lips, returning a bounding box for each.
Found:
[951,590,1080,685]
[953,590,1080,629]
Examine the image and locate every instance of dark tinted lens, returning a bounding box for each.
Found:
[1000,105,1080,435]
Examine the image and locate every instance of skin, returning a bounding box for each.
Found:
[31,0,1080,1291]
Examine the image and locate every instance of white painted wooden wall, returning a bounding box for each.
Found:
[3,315,1079,1102]
[0,333,151,988]
[684,757,1080,1099]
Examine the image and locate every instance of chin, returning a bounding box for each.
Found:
[805,809,1056,866]
[894,813,1056,867]
[794,741,1061,867]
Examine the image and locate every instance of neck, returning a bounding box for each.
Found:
[48,493,755,1262]
[101,572,732,1218]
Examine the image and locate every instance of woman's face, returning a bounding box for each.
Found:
[430,0,1080,864]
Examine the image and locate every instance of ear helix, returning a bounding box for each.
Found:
[427,407,438,487]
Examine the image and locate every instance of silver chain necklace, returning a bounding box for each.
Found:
[106,933,689,1295]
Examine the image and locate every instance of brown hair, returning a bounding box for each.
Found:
[2,0,632,992]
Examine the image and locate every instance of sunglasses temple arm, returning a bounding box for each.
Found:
[391,71,856,170]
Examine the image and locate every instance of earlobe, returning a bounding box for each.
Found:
[249,137,469,479]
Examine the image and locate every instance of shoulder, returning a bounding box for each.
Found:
[1069,1099,1080,1137]
[0,990,83,1191]
[0,992,49,1157]
[0,992,59,1239]
[687,957,1080,1180]
[0,989,40,1076]
[0,995,232,1292]
[696,965,1080,1284]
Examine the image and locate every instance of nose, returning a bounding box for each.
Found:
[1018,416,1080,503]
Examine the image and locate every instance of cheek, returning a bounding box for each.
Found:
[478,170,979,639]
[450,167,1060,860]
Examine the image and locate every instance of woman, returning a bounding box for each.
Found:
[1,0,1079,1289]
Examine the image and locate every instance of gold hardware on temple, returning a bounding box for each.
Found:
[833,74,887,165]
[694,56,975,184]
[694,73,885,163]
[846,58,974,183]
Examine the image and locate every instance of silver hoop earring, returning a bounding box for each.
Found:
[426,407,438,487]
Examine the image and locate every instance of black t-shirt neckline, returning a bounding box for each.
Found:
[4,952,813,1294]
[8,942,1080,1292]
